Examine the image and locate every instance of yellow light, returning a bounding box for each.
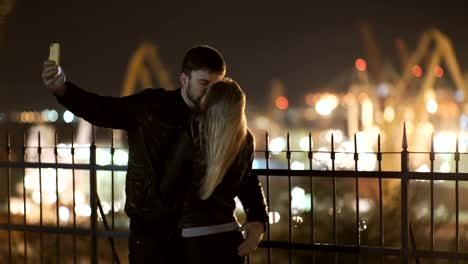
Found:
[421,123,434,135]
[361,97,373,129]
[254,116,270,130]
[434,132,457,152]
[384,106,395,122]
[359,199,373,213]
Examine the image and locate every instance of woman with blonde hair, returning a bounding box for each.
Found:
[179,79,268,264]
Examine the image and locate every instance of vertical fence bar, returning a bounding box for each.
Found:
[6,132,12,264]
[331,134,337,264]
[264,132,275,263]
[354,134,360,263]
[308,132,315,264]
[71,132,77,264]
[430,134,435,251]
[377,134,384,264]
[37,132,44,264]
[22,132,27,264]
[94,128,120,264]
[401,124,409,264]
[96,195,119,263]
[455,136,460,261]
[7,126,468,262]
[265,132,271,264]
[409,223,419,264]
[286,132,292,264]
[90,126,98,264]
[55,132,60,264]
[111,130,116,264]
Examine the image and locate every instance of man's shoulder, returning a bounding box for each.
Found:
[139,88,180,99]
[139,87,168,95]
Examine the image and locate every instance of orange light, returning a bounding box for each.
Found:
[411,65,423,78]
[275,96,289,110]
[355,58,367,71]
[435,66,444,78]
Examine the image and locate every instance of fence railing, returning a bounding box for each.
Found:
[1,125,468,263]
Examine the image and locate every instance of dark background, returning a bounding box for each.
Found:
[1,2,467,111]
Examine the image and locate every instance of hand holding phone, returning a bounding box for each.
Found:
[43,43,66,95]
[49,43,60,65]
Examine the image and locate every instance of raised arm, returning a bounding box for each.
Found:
[42,60,154,129]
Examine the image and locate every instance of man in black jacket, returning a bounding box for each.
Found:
[41,45,267,263]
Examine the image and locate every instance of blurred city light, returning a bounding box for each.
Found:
[315,94,338,116]
[269,211,281,224]
[435,65,444,78]
[383,106,395,122]
[358,199,373,213]
[113,149,129,165]
[63,110,75,123]
[426,99,438,114]
[75,204,91,217]
[355,58,367,71]
[292,216,304,228]
[47,109,59,122]
[299,136,313,151]
[291,187,309,214]
[254,116,270,130]
[412,64,423,77]
[275,96,288,110]
[439,161,451,173]
[59,206,70,222]
[291,161,305,170]
[96,148,112,165]
[269,137,286,154]
[434,131,457,152]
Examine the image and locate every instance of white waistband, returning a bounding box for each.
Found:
[181,222,240,238]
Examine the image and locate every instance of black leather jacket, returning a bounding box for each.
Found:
[57,82,192,222]
[180,130,269,228]
[57,82,268,227]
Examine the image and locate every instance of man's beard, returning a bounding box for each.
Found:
[187,84,203,111]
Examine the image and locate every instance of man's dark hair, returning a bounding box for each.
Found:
[181,45,226,76]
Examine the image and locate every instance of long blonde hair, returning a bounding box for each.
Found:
[197,79,247,200]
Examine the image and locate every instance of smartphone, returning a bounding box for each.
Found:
[49,43,60,65]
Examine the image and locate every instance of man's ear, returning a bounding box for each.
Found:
[180,72,189,88]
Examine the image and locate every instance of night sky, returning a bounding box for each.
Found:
[1,2,467,112]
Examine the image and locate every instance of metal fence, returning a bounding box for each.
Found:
[1,125,468,264]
